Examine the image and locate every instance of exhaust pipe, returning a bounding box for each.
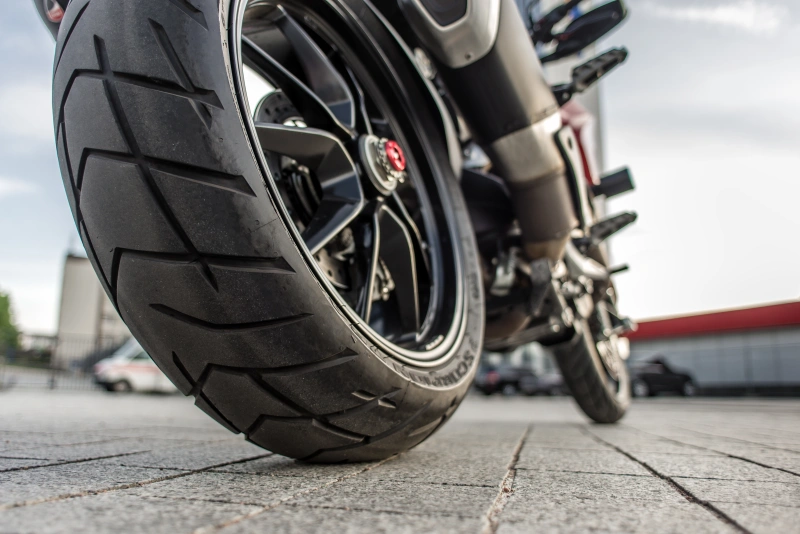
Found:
[400,0,577,261]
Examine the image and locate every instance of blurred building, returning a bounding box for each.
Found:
[627,302,800,395]
[54,254,130,367]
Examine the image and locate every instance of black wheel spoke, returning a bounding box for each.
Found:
[273,9,356,129]
[255,122,364,253]
[356,203,381,322]
[389,192,431,285]
[344,66,372,136]
[243,37,354,140]
[379,206,420,334]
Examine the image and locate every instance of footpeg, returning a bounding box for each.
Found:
[608,264,629,275]
[553,48,628,105]
[592,167,635,198]
[587,212,637,245]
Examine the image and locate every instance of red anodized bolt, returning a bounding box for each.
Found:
[384,140,406,172]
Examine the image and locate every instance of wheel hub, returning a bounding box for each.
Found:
[359,135,407,195]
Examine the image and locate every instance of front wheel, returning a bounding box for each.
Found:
[53,0,483,462]
[552,320,630,424]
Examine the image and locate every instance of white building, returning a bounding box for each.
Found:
[54,254,130,367]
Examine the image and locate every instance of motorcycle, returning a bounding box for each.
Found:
[36,0,637,462]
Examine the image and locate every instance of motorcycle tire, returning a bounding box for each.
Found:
[552,320,631,424]
[52,0,483,462]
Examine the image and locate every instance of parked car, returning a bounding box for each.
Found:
[474,365,565,396]
[630,357,696,397]
[93,339,177,393]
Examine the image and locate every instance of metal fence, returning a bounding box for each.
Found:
[0,334,129,390]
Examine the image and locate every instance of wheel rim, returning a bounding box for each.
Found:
[229,1,467,366]
[592,301,630,400]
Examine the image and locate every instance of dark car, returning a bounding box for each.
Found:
[474,365,565,396]
[630,357,696,397]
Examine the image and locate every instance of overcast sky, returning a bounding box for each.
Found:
[1,0,799,333]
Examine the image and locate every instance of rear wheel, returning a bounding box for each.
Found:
[53,0,482,461]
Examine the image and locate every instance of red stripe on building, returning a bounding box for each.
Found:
[626,301,800,341]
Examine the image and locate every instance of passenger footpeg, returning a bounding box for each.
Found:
[578,212,637,247]
[553,48,628,105]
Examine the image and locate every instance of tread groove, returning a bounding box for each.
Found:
[259,348,358,376]
[165,0,208,30]
[92,34,219,294]
[58,121,83,221]
[149,19,219,128]
[74,148,253,196]
[301,402,432,461]
[54,1,91,73]
[197,392,241,432]
[150,304,312,332]
[172,351,196,391]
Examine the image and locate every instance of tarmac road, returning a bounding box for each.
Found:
[0,390,798,533]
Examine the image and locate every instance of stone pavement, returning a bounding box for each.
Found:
[0,391,798,533]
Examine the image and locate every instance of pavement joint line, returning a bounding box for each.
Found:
[146,494,267,508]
[517,468,652,478]
[111,464,194,472]
[672,475,800,484]
[675,426,800,455]
[623,425,800,479]
[283,501,480,520]
[0,432,242,473]
[0,450,151,474]
[480,424,531,534]
[684,499,800,509]
[0,455,51,461]
[581,427,753,534]
[366,479,497,489]
[204,469,495,488]
[0,453,273,511]
[191,454,402,533]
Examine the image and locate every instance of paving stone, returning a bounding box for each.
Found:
[588,429,721,456]
[1,391,799,533]
[96,439,266,470]
[511,470,686,505]
[497,501,734,534]
[0,430,120,447]
[711,502,800,534]
[358,449,507,487]
[3,437,183,462]
[0,462,174,506]
[224,504,483,534]
[0,457,50,471]
[0,493,260,534]
[674,478,800,508]
[290,478,497,518]
[750,456,800,474]
[211,454,367,480]
[634,453,800,483]
[517,448,650,476]
[126,471,322,505]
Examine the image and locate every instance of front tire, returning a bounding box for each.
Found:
[53,0,482,462]
[552,321,630,424]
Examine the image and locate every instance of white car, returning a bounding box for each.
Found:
[93,339,177,393]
